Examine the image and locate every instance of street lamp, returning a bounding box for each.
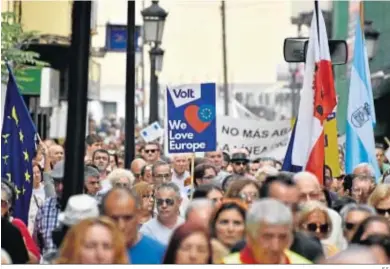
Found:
[141,1,168,124]
[364,20,380,61]
[141,0,168,45]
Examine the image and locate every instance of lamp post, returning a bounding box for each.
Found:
[141,1,168,124]
[364,20,380,61]
[149,46,164,123]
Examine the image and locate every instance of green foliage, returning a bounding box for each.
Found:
[1,11,49,86]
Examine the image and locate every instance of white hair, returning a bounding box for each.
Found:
[1,249,12,264]
[185,198,213,220]
[246,198,293,238]
[339,203,376,225]
[106,168,135,187]
[255,165,278,177]
[352,163,375,177]
[156,182,181,198]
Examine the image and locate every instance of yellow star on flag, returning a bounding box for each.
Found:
[24,170,31,182]
[23,150,29,161]
[2,134,10,144]
[2,155,9,165]
[15,186,21,200]
[6,173,11,182]
[19,130,24,143]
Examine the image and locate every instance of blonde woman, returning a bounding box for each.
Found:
[368,184,390,222]
[56,217,129,264]
[106,168,135,189]
[131,182,155,228]
[298,201,339,257]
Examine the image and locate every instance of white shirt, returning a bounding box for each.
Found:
[171,170,190,197]
[140,216,185,246]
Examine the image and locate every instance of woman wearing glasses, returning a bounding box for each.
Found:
[298,201,339,257]
[224,178,261,205]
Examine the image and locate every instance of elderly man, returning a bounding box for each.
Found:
[48,144,64,167]
[339,203,376,243]
[224,199,311,264]
[140,182,185,246]
[293,171,346,251]
[102,188,165,264]
[171,154,190,197]
[351,163,376,203]
[131,158,146,183]
[84,165,101,197]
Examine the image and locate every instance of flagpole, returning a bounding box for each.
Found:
[360,0,364,29]
[314,0,320,44]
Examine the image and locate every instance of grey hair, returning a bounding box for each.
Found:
[156,182,181,198]
[246,198,293,238]
[352,163,375,177]
[293,171,319,184]
[84,166,100,182]
[107,168,135,187]
[1,182,13,205]
[340,203,376,225]
[185,198,213,220]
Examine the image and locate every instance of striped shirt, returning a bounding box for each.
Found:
[33,197,60,256]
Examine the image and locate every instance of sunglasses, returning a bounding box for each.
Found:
[239,192,259,201]
[156,173,171,179]
[233,161,248,166]
[344,222,358,231]
[376,207,390,216]
[305,223,329,234]
[156,198,175,206]
[145,149,158,154]
[134,173,141,179]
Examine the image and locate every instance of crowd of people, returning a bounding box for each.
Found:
[1,118,390,264]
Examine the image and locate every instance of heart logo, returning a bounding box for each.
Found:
[184,104,213,133]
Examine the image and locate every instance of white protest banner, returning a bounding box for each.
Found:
[140,121,164,142]
[217,116,291,159]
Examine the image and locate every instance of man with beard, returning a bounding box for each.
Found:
[92,149,110,179]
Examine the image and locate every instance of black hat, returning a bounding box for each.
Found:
[230,153,249,163]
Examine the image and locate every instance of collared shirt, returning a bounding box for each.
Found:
[33,197,60,256]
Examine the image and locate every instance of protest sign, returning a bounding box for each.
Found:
[166,83,217,154]
[140,121,163,142]
[217,116,291,158]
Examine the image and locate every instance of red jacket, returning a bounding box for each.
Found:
[12,218,41,260]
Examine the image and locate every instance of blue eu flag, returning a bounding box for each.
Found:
[1,64,37,224]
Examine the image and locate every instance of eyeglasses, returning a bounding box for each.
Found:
[233,161,248,166]
[344,222,358,230]
[1,199,9,208]
[134,173,141,179]
[305,223,329,234]
[239,192,259,201]
[156,198,175,206]
[376,207,390,216]
[145,149,158,154]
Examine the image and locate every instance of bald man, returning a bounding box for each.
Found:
[48,145,64,166]
[293,171,347,251]
[131,158,146,183]
[101,188,165,264]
